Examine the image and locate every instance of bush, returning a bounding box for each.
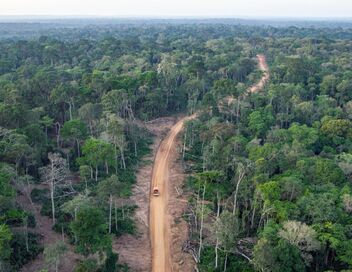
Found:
[199,246,254,272]
[2,209,23,226]
[53,213,74,239]
[27,213,36,228]
[74,259,98,272]
[10,232,43,270]
[102,252,118,272]
[30,188,49,204]
[40,198,53,217]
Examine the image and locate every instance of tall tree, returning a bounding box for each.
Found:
[97,175,125,234]
[39,153,73,225]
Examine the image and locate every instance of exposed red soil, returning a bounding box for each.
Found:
[248,54,270,93]
[167,137,197,272]
[114,117,177,271]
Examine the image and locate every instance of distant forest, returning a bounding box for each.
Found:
[0,20,351,271]
[1,18,352,40]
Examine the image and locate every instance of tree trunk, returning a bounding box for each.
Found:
[195,180,201,232]
[56,123,61,148]
[182,128,187,159]
[105,161,109,174]
[76,138,80,157]
[109,194,112,234]
[115,147,119,175]
[95,166,98,181]
[215,194,220,269]
[24,216,29,252]
[68,102,73,120]
[198,181,206,261]
[120,148,126,170]
[115,200,118,232]
[251,205,256,229]
[223,253,228,272]
[74,207,78,244]
[236,97,241,135]
[89,122,93,136]
[134,141,137,157]
[233,166,245,215]
[50,180,56,225]
[45,126,48,144]
[122,200,125,220]
[90,166,94,179]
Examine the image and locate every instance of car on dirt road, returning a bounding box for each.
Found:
[153,187,160,196]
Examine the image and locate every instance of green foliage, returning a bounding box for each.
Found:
[9,232,43,270]
[30,188,50,204]
[0,164,15,203]
[102,252,118,272]
[272,240,306,272]
[71,207,112,256]
[0,224,12,260]
[248,107,275,138]
[296,157,346,185]
[339,240,352,266]
[78,138,114,180]
[74,259,99,272]
[288,123,318,148]
[0,20,352,272]
[199,246,254,272]
[61,119,87,142]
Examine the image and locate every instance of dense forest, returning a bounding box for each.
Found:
[0,20,351,271]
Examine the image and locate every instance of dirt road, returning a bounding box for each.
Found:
[248,54,270,93]
[150,116,193,272]
[149,55,269,272]
[221,54,269,108]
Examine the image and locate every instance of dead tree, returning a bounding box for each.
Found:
[40,153,74,225]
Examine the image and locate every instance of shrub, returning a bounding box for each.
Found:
[10,232,43,270]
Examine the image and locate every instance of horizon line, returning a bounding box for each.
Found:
[0,15,352,21]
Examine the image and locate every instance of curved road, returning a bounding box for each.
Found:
[249,54,269,93]
[149,54,269,272]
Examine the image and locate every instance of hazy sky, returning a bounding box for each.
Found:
[1,0,352,18]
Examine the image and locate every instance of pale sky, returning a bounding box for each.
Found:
[0,0,351,18]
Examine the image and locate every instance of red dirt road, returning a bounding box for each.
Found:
[149,116,194,272]
[248,54,270,93]
[149,55,269,272]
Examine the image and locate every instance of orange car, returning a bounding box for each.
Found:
[153,187,160,196]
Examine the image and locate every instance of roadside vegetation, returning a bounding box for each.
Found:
[182,34,352,271]
[0,21,351,271]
